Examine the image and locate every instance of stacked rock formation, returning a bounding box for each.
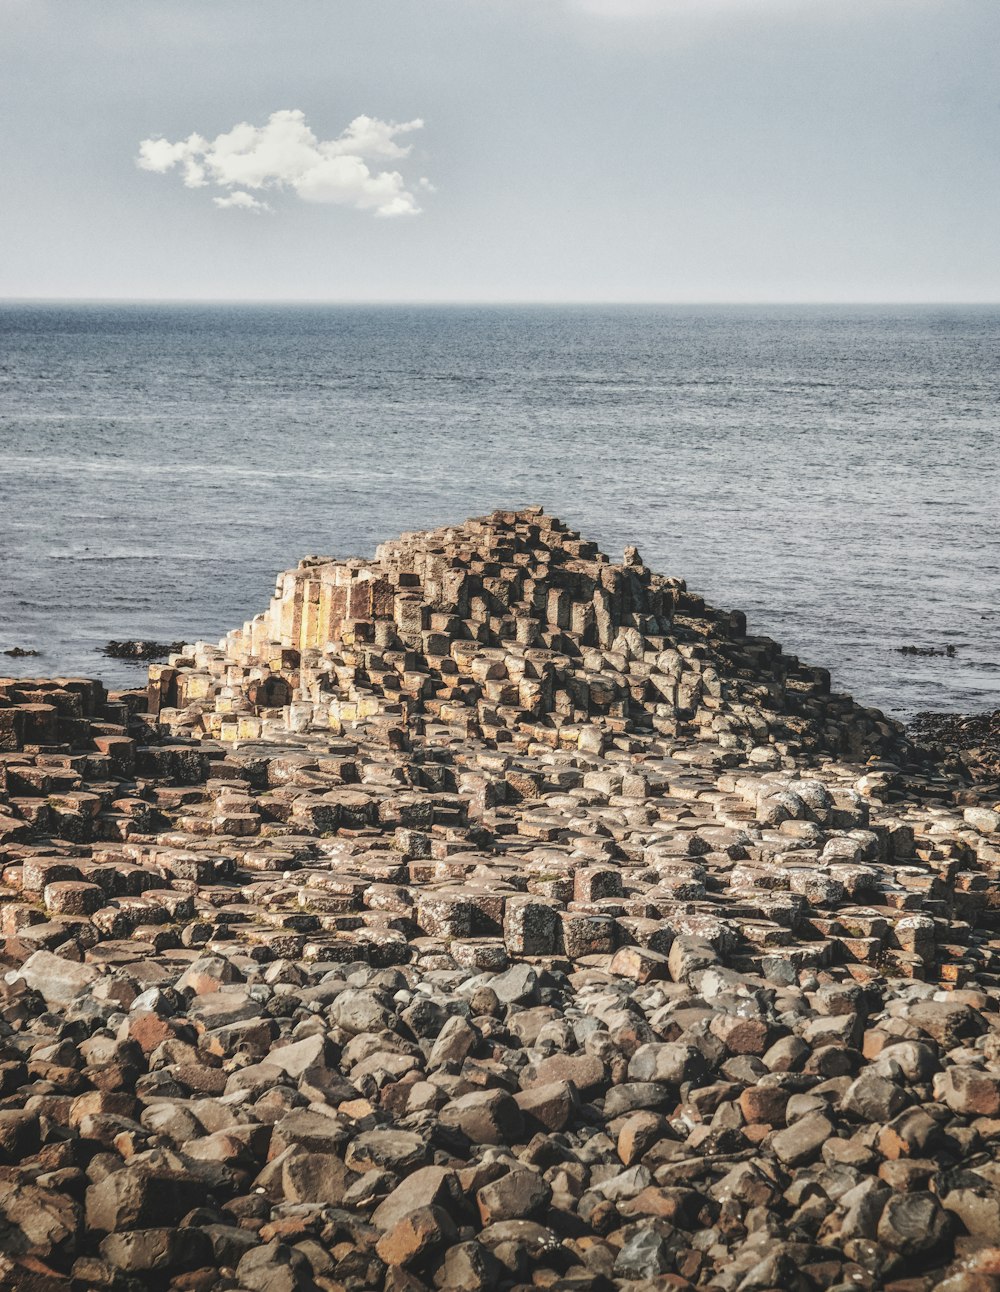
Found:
[0,508,999,1292]
[147,507,901,762]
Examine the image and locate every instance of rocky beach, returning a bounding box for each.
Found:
[1,507,999,1292]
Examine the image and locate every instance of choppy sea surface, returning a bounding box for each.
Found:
[0,303,997,719]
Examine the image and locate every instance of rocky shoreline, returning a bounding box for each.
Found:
[1,507,998,1292]
[906,710,1000,787]
[103,642,187,664]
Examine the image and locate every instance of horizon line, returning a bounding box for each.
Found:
[2,296,999,308]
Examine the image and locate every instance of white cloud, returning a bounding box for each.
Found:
[138,109,427,216]
[213,191,270,212]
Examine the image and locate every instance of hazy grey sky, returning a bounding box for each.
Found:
[2,0,998,301]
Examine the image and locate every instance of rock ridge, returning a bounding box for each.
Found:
[0,508,997,1291]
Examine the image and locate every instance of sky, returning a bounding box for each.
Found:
[1,0,998,302]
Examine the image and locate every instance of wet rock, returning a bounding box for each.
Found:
[0,1181,80,1259]
[941,1183,1000,1240]
[8,950,99,1007]
[877,1191,953,1259]
[771,1112,835,1166]
[477,1168,552,1224]
[0,1111,41,1163]
[432,1240,502,1291]
[331,989,397,1035]
[376,1205,457,1268]
[613,1227,674,1279]
[937,1068,1000,1118]
[85,1168,194,1233]
[525,1053,606,1099]
[877,1107,942,1160]
[440,1090,524,1146]
[278,1150,350,1206]
[490,963,538,1004]
[346,1129,430,1174]
[100,1227,211,1273]
[840,1071,909,1122]
[236,1238,315,1291]
[104,640,184,661]
[373,1166,460,1232]
[515,1079,578,1131]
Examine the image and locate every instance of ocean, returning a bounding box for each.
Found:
[0,302,997,720]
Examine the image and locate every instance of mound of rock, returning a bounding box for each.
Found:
[0,508,997,1291]
[148,506,907,765]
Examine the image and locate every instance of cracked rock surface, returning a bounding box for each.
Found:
[1,508,999,1291]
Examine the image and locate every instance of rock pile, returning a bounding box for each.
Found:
[0,508,998,1292]
[909,709,1000,786]
[104,642,185,663]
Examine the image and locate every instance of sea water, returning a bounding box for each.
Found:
[1,302,997,718]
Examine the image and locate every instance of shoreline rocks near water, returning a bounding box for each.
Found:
[103,641,187,663]
[908,710,1000,787]
[0,507,998,1292]
[896,645,957,659]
